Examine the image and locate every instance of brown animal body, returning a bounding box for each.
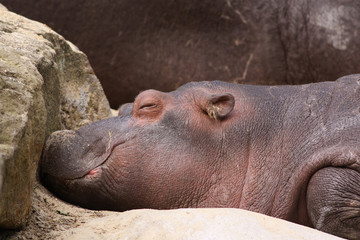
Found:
[41,75,360,239]
[1,0,360,108]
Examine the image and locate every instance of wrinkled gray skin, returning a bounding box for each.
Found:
[2,0,360,108]
[42,74,360,239]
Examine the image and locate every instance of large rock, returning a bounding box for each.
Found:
[1,183,345,239]
[0,4,111,229]
[57,208,344,240]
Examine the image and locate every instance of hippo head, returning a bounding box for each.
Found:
[41,82,238,211]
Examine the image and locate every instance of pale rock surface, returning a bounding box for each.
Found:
[0,4,111,229]
[1,182,345,239]
[57,208,344,240]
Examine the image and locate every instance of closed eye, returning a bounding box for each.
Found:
[139,103,157,110]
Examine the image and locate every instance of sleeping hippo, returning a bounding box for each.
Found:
[41,75,360,239]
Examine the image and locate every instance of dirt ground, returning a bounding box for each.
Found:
[0,181,106,240]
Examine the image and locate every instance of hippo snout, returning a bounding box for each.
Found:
[41,128,113,180]
[42,130,86,179]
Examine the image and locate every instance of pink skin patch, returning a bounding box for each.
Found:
[86,166,101,177]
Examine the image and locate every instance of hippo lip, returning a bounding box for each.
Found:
[78,140,126,179]
[80,160,107,179]
[67,156,107,180]
[81,156,109,178]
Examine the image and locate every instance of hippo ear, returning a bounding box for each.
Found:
[202,93,235,120]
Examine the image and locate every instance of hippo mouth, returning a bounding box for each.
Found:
[84,165,103,177]
[79,149,116,179]
[76,156,108,179]
[79,138,129,179]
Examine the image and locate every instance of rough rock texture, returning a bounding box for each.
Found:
[0,4,111,229]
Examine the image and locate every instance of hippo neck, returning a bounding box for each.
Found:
[219,81,342,217]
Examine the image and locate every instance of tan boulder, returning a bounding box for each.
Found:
[2,183,345,239]
[0,4,111,229]
[58,208,344,240]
